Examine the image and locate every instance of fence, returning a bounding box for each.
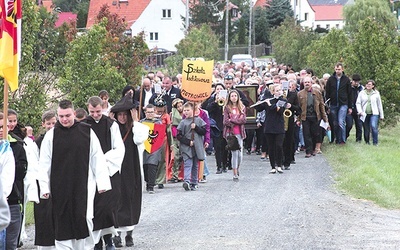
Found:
[145,43,272,70]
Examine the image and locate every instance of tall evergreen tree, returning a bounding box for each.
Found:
[266,0,294,28]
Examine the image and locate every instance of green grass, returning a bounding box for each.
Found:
[25,202,34,225]
[324,125,400,209]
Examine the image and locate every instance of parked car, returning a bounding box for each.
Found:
[231,54,254,68]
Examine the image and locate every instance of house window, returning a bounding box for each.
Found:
[304,13,308,21]
[336,24,340,28]
[162,9,171,18]
[326,24,330,29]
[150,32,159,41]
[231,8,238,18]
[317,24,321,29]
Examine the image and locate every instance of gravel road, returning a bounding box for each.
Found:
[21,151,400,249]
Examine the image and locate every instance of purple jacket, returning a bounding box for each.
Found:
[223,106,246,139]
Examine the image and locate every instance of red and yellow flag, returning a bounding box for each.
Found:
[0,0,21,91]
[142,122,167,154]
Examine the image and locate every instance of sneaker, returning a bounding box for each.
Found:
[222,168,228,173]
[256,150,261,155]
[233,175,239,181]
[183,182,190,191]
[199,178,207,183]
[269,168,277,174]
[190,184,199,191]
[113,236,123,248]
[216,169,222,174]
[158,184,164,189]
[246,149,251,155]
[305,154,312,158]
[148,187,155,194]
[284,166,290,170]
[277,167,283,173]
[125,235,134,247]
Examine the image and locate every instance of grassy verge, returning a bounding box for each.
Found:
[25,202,34,225]
[323,125,400,209]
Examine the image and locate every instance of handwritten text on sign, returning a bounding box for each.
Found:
[181,59,214,101]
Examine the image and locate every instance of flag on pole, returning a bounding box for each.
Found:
[142,122,167,154]
[0,0,21,91]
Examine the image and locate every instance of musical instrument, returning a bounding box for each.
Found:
[283,90,292,131]
[249,98,274,108]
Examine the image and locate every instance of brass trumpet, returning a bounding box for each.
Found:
[218,99,225,106]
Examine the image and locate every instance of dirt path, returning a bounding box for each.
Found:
[21,151,400,249]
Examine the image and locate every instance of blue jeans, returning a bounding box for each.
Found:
[6,204,21,250]
[330,105,348,143]
[363,114,379,145]
[183,156,199,185]
[0,229,5,250]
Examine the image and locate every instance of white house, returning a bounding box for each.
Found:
[130,0,186,52]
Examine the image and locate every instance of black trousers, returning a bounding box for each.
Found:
[265,133,285,169]
[255,125,267,152]
[346,112,362,142]
[302,117,320,155]
[213,134,224,170]
[144,164,158,188]
[283,119,295,167]
[245,129,255,151]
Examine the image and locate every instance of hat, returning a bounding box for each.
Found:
[266,80,274,86]
[352,74,361,81]
[110,94,137,113]
[122,85,135,97]
[172,98,184,108]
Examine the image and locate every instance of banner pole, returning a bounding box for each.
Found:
[3,80,9,140]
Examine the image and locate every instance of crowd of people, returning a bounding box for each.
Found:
[0,60,384,249]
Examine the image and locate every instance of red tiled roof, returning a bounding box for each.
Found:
[313,5,343,21]
[86,0,151,28]
[42,0,53,12]
[254,0,270,8]
[55,12,77,28]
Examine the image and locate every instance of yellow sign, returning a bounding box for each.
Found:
[181,59,214,101]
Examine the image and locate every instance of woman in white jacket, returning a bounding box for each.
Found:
[356,80,384,145]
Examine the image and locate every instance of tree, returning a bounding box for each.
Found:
[270,18,316,70]
[254,6,270,45]
[94,5,150,86]
[57,21,126,108]
[52,0,89,12]
[345,18,400,125]
[266,0,294,28]
[165,24,219,76]
[1,0,54,133]
[304,29,349,77]
[343,0,398,35]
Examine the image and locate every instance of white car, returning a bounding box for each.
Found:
[231,54,254,68]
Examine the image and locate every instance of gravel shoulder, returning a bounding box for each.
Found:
[22,151,400,249]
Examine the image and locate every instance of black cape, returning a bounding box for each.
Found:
[116,122,142,227]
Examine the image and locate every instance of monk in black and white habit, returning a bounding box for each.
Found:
[38,100,112,250]
[83,96,125,249]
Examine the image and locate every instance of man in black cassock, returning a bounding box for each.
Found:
[38,100,111,250]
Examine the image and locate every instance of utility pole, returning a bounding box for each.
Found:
[185,0,189,34]
[224,0,229,61]
[248,0,252,56]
